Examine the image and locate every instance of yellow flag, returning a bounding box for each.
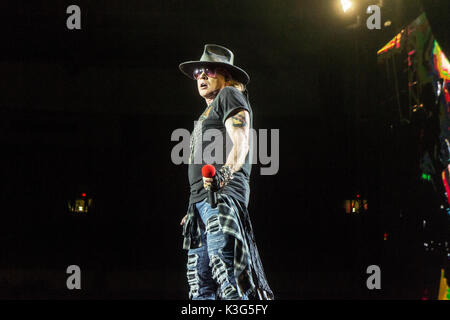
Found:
[438,269,450,300]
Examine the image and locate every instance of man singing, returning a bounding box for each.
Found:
[179,44,273,300]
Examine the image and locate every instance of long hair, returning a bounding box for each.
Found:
[227,78,249,103]
[226,78,246,92]
[217,67,247,93]
[216,67,249,103]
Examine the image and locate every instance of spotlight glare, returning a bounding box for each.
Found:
[341,0,353,13]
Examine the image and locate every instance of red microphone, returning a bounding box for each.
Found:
[202,164,218,208]
[202,164,216,179]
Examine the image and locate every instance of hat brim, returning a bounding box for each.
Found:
[179,61,250,85]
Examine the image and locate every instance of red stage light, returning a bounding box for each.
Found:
[82,193,86,197]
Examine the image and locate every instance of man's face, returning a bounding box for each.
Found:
[196,68,227,99]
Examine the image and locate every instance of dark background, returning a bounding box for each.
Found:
[0,0,448,299]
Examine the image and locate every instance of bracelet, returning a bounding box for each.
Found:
[219,165,234,186]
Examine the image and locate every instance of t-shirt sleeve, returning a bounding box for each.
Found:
[218,87,251,124]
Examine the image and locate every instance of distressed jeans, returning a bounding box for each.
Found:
[186,198,244,300]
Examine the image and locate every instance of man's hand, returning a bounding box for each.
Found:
[203,176,224,190]
[180,215,187,226]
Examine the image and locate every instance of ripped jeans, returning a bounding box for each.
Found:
[186,198,245,300]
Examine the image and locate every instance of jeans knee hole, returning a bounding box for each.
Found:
[186,268,199,299]
[187,253,198,268]
[206,215,221,234]
[223,284,237,298]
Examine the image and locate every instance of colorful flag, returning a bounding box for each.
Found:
[438,269,450,300]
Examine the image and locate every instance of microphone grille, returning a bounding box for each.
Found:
[201,164,216,178]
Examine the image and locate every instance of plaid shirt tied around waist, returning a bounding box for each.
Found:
[182,193,274,300]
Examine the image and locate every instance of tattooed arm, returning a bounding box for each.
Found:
[202,108,250,190]
[223,108,250,174]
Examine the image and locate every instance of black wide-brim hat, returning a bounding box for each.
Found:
[179,44,250,85]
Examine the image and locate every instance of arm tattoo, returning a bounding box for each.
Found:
[231,111,248,128]
[224,109,250,174]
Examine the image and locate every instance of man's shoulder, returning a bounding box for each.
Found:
[217,86,250,111]
[219,86,245,98]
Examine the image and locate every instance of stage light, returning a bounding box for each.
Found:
[344,199,368,214]
[341,0,352,13]
[68,196,93,214]
[340,0,353,13]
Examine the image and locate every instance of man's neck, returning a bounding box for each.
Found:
[204,88,222,106]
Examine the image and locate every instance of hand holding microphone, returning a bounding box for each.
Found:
[202,164,234,208]
[202,164,220,208]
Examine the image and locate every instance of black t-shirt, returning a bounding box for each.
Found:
[188,86,253,207]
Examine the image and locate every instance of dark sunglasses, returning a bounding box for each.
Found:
[193,68,217,80]
[193,68,230,80]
